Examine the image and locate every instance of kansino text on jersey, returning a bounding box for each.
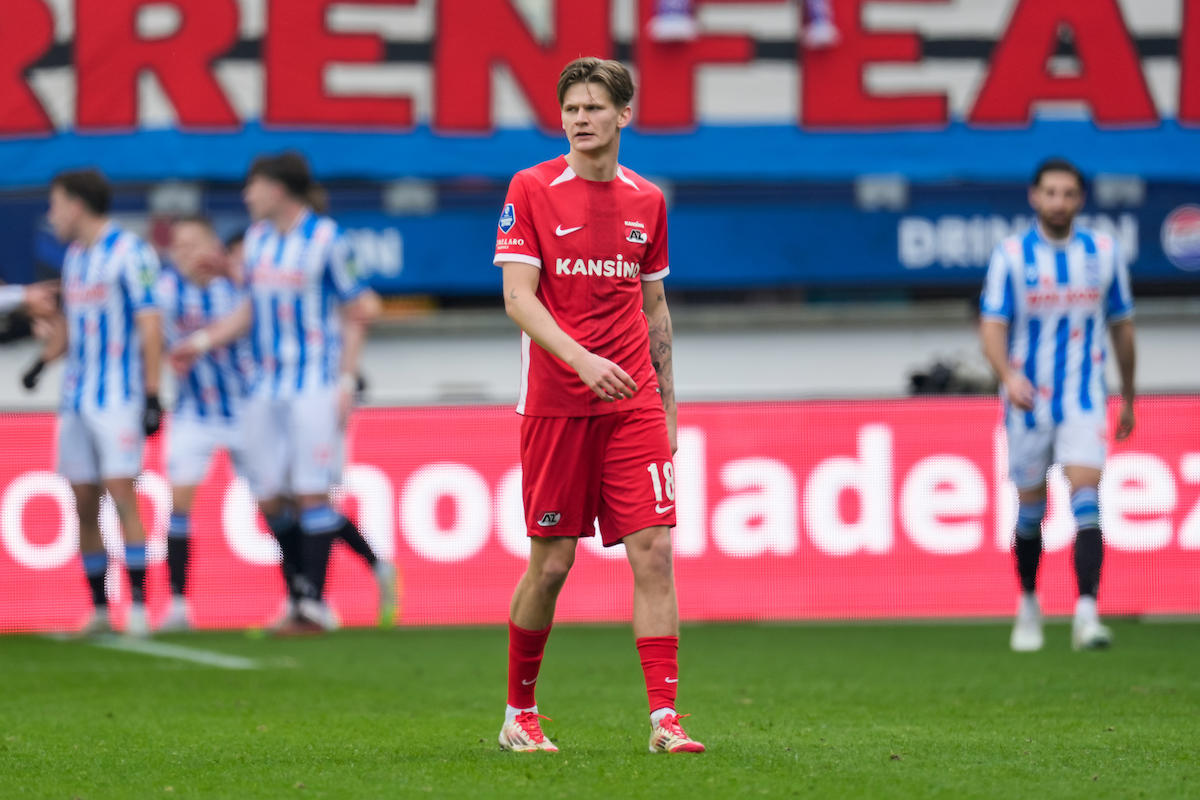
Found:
[556,256,641,279]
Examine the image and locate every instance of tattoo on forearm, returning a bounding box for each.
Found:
[647,312,675,409]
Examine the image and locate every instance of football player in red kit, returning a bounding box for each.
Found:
[493,57,702,755]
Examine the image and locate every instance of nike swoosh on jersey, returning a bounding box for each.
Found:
[656,504,675,514]
[555,225,584,236]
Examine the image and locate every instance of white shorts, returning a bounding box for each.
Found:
[1006,411,1108,490]
[242,387,342,500]
[167,413,248,486]
[57,406,144,485]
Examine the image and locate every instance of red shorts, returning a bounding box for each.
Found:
[520,405,677,546]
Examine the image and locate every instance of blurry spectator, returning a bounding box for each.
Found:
[803,0,840,49]
[648,0,698,42]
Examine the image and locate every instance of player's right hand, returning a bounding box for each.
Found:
[1003,373,1036,411]
[574,352,637,402]
[168,341,201,375]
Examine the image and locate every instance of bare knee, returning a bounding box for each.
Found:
[531,554,574,595]
[626,527,674,581]
[525,540,577,596]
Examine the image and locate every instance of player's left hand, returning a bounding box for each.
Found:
[143,394,163,437]
[667,410,678,455]
[1115,398,1136,441]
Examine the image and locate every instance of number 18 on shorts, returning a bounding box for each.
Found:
[520,406,678,548]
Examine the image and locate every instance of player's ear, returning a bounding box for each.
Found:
[616,103,633,130]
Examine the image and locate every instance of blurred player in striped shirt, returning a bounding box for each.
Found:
[44,170,165,638]
[980,158,1137,653]
[156,216,254,631]
[170,153,391,632]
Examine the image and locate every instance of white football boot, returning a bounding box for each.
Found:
[499,711,558,753]
[297,597,340,632]
[374,561,398,628]
[158,596,191,633]
[79,607,113,637]
[1010,593,1044,652]
[124,602,151,639]
[649,713,706,754]
[1072,596,1113,651]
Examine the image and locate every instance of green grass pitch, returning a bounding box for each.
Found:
[1,622,1197,799]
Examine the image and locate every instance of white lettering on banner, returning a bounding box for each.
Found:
[0,471,78,570]
[1179,454,1200,548]
[401,464,490,562]
[898,214,1139,270]
[712,458,798,558]
[901,456,987,555]
[138,473,171,564]
[993,427,1018,550]
[344,228,403,278]
[673,428,706,557]
[1043,466,1076,552]
[222,478,282,565]
[338,465,395,562]
[1100,454,1177,551]
[805,425,893,556]
[495,466,530,560]
[96,474,171,572]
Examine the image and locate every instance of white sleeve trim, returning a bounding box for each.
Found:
[979,311,1013,324]
[0,285,25,314]
[494,254,542,269]
[640,267,669,282]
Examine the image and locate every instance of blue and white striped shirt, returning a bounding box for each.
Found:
[61,222,161,412]
[981,225,1135,428]
[242,210,367,399]
[158,266,251,420]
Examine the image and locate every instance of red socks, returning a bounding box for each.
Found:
[507,620,552,709]
[636,635,679,713]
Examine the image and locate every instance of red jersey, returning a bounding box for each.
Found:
[494,156,670,417]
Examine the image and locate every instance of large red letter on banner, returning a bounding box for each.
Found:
[636,0,782,130]
[802,0,947,128]
[1181,0,1200,124]
[76,0,239,130]
[435,0,611,132]
[0,0,54,135]
[265,0,417,128]
[969,0,1156,125]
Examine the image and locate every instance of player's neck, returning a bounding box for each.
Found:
[75,215,110,248]
[269,202,309,234]
[565,146,620,183]
[1037,219,1073,244]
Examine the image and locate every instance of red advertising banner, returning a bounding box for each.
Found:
[2,397,1198,633]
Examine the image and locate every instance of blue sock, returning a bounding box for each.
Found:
[82,551,108,607]
[1015,499,1046,540]
[167,513,190,597]
[125,544,148,604]
[1071,487,1100,530]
